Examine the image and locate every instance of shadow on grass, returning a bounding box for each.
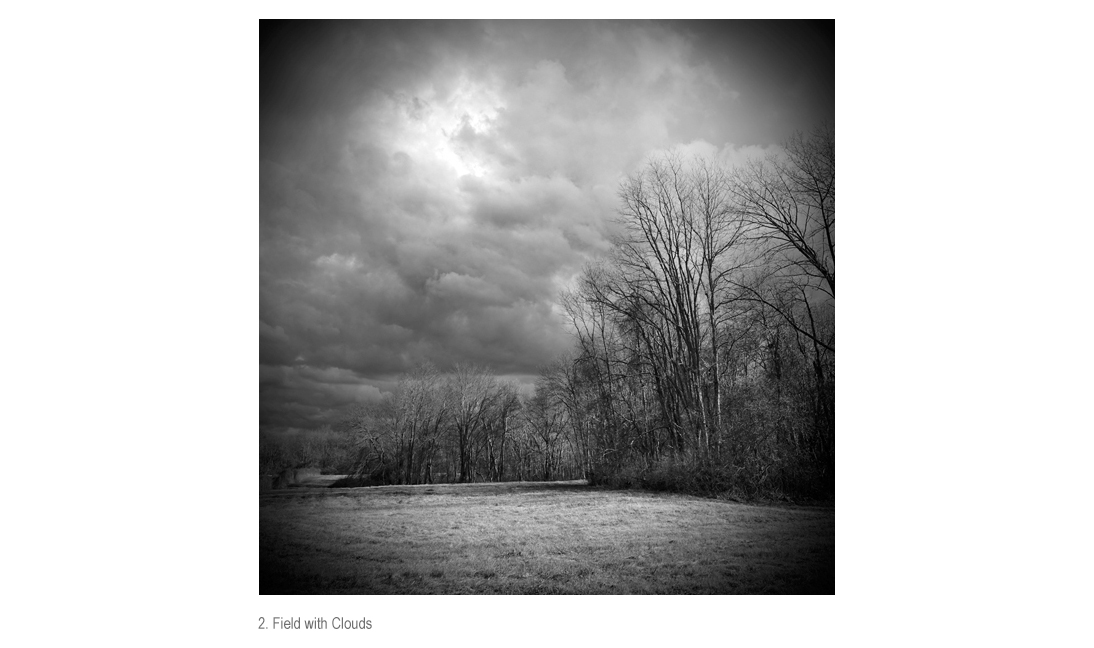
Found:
[326,478,593,497]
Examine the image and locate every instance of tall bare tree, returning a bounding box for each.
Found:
[394,362,449,484]
[598,153,752,456]
[449,364,497,483]
[482,381,520,481]
[731,126,834,351]
[731,127,835,484]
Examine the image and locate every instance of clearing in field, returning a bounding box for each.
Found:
[260,480,833,594]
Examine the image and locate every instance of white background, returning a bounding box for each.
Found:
[2,2,1091,646]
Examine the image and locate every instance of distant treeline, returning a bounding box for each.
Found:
[260,363,585,486]
[261,127,833,500]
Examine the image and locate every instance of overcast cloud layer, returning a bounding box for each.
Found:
[260,20,834,434]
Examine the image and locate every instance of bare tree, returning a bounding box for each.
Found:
[733,126,834,296]
[482,381,520,481]
[345,396,400,484]
[394,362,448,484]
[730,126,835,356]
[730,127,835,485]
[449,364,497,483]
[602,152,752,456]
[524,382,566,481]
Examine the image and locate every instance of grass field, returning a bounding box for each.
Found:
[260,480,833,594]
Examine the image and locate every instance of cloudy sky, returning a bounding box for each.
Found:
[260,20,834,435]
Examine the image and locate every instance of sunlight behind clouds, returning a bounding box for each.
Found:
[388,76,505,181]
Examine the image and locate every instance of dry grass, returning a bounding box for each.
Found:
[260,480,833,594]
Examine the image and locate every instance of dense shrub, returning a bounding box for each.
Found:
[588,445,832,503]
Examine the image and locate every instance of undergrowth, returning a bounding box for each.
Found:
[588,453,833,504]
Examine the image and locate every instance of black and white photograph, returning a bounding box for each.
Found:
[260,19,834,596]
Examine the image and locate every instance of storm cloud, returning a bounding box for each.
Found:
[260,20,834,433]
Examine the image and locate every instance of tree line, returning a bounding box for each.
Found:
[261,127,833,499]
[260,362,589,486]
[551,127,833,498]
[339,363,563,485]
